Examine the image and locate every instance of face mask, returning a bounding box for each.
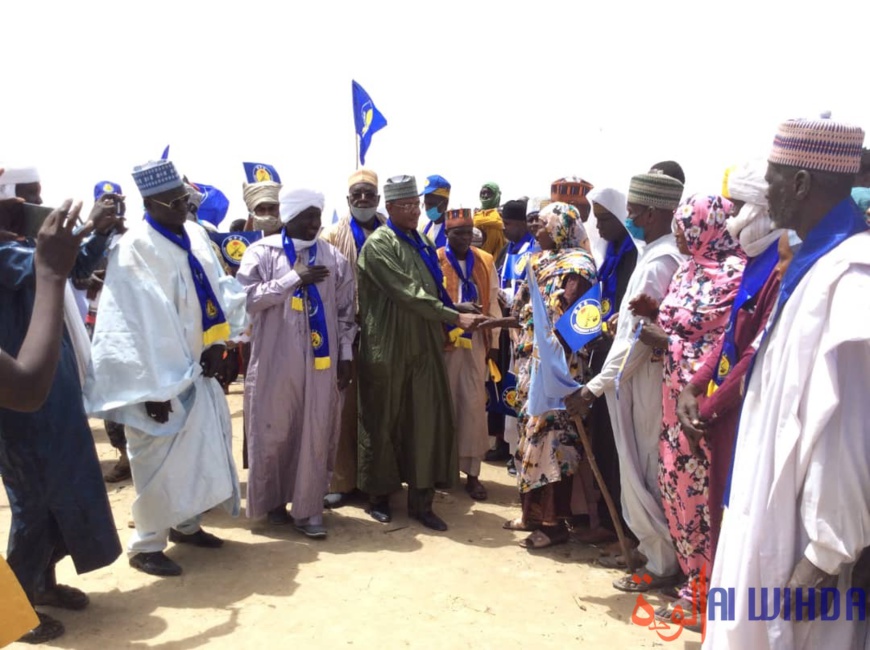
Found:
[425,206,443,222]
[480,194,500,210]
[351,205,378,223]
[252,214,282,233]
[624,216,645,240]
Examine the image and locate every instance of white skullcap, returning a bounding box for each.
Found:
[0,166,40,200]
[279,188,325,223]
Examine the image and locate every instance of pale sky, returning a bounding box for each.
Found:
[2,0,868,229]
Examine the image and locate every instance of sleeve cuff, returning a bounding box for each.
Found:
[277,270,301,292]
[339,343,353,361]
[587,376,607,397]
[804,543,848,577]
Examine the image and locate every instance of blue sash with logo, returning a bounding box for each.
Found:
[598,235,636,320]
[708,240,779,395]
[282,232,331,370]
[350,217,380,255]
[146,216,230,346]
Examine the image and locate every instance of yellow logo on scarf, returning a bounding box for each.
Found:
[311,331,324,350]
[206,300,218,319]
[515,255,528,275]
[718,355,731,378]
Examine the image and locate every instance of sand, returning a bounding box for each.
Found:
[1,386,702,649]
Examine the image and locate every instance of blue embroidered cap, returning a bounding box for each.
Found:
[94,180,122,200]
[132,160,184,198]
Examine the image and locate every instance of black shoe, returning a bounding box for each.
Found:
[484,441,511,462]
[367,501,392,523]
[18,612,65,644]
[169,528,224,548]
[129,551,182,577]
[416,510,448,532]
[268,506,291,525]
[507,457,517,476]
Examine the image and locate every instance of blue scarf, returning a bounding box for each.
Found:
[597,234,636,320]
[281,232,331,370]
[724,197,868,507]
[708,240,779,395]
[423,220,447,248]
[387,219,466,346]
[145,215,230,346]
[350,216,380,255]
[445,244,478,303]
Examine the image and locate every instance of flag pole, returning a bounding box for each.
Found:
[570,413,639,573]
[355,134,359,171]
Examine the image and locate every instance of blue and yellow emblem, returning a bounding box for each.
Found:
[601,297,612,318]
[570,299,602,335]
[311,330,324,350]
[222,235,249,265]
[206,299,218,319]
[502,387,518,410]
[717,354,731,378]
[242,162,282,184]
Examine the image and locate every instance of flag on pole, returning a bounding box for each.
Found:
[161,145,170,160]
[555,283,604,353]
[526,266,581,417]
[352,80,387,166]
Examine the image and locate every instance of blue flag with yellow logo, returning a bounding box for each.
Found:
[243,162,281,184]
[555,283,603,353]
[192,183,230,226]
[208,231,263,268]
[352,80,387,166]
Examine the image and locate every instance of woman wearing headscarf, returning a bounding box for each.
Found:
[675,162,787,566]
[503,202,598,549]
[633,194,745,612]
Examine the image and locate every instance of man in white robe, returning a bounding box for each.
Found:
[85,160,247,577]
[567,172,685,590]
[706,116,870,649]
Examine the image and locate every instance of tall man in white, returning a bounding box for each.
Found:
[706,117,870,649]
[566,171,685,592]
[85,160,247,577]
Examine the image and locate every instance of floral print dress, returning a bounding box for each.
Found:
[657,194,745,598]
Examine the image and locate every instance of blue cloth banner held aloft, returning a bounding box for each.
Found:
[352,80,387,166]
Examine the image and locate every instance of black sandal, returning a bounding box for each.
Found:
[18,612,65,644]
[33,584,89,611]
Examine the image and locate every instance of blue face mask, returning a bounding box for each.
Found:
[624,216,646,240]
[426,206,443,222]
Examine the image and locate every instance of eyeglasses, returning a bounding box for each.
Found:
[390,201,420,211]
[150,192,190,211]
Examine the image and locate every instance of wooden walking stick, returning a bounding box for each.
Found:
[570,413,640,573]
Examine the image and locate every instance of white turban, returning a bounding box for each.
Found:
[243,181,282,213]
[0,165,40,200]
[588,187,628,225]
[723,159,782,257]
[279,188,325,223]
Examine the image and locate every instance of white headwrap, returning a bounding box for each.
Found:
[279,188,325,224]
[724,160,781,258]
[0,166,40,200]
[587,187,628,226]
[243,181,282,213]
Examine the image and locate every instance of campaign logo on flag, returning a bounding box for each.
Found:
[555,283,603,353]
[486,373,518,417]
[352,80,387,166]
[243,162,281,184]
[208,231,263,267]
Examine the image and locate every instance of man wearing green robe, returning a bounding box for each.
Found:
[357,175,486,532]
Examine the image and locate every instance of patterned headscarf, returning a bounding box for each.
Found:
[659,194,746,390]
[539,201,588,251]
[672,194,744,269]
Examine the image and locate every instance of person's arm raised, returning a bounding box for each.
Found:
[0,201,92,411]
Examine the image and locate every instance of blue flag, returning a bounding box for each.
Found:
[207,231,263,268]
[526,266,581,417]
[243,162,281,184]
[193,183,230,226]
[502,252,532,282]
[555,283,603,353]
[486,372,519,417]
[352,80,387,165]
[161,145,170,160]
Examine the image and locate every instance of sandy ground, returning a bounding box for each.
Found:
[1,386,702,649]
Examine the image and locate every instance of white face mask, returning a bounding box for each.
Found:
[252,214,282,233]
[350,205,378,223]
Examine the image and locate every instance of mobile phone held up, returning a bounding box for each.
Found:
[21,203,53,239]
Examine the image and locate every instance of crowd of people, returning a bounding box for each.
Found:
[0,113,869,648]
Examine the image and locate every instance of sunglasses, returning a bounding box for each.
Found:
[390,201,420,211]
[150,192,190,211]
